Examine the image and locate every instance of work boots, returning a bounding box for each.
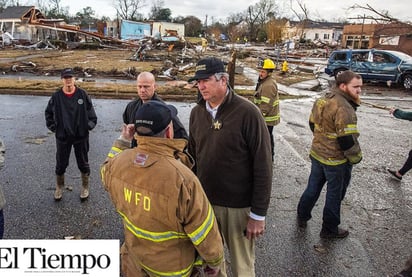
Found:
[80,172,90,200]
[54,174,64,201]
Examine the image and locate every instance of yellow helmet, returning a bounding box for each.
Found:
[258,58,276,70]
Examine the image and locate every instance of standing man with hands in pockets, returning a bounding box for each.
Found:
[45,68,97,201]
[188,57,273,277]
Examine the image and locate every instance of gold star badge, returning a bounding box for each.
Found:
[212,120,222,130]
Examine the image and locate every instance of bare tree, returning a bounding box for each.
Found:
[225,12,244,26]
[0,0,7,12]
[348,4,402,24]
[0,0,17,11]
[290,0,309,21]
[39,0,69,19]
[244,0,279,42]
[35,0,47,11]
[255,0,279,25]
[48,0,62,14]
[227,21,248,43]
[114,0,146,20]
[290,0,310,41]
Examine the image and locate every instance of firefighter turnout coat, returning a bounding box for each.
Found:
[100,135,223,277]
[309,89,362,166]
[254,75,280,126]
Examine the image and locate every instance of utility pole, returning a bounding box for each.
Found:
[202,15,208,37]
[359,14,365,49]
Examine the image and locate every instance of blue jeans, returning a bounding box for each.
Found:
[297,156,352,233]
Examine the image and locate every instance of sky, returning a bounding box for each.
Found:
[56,0,411,23]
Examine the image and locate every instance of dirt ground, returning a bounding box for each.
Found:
[0,48,255,82]
[0,47,411,100]
[0,48,312,86]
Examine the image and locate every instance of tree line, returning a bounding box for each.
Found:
[0,0,406,43]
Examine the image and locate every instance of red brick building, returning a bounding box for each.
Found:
[342,22,412,55]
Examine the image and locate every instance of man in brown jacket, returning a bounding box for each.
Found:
[297,70,363,239]
[188,57,272,277]
[101,101,223,277]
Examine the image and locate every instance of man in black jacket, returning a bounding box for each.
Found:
[45,68,97,201]
[122,72,188,147]
[188,57,273,277]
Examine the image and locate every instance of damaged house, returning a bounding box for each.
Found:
[151,21,185,41]
[0,6,132,49]
[1,6,186,49]
[0,6,86,46]
[120,20,151,40]
[0,6,47,42]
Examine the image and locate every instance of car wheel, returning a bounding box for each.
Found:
[402,74,412,90]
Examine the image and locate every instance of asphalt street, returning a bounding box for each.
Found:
[0,92,410,276]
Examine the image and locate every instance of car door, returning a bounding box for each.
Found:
[367,51,399,82]
[349,50,371,80]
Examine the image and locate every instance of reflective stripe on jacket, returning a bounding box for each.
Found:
[101,136,223,277]
[309,89,362,165]
[254,75,280,126]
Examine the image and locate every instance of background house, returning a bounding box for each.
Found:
[151,21,185,40]
[291,20,344,46]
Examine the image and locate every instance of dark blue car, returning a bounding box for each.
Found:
[325,49,412,90]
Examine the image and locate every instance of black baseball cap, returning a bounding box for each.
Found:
[61,68,75,78]
[134,101,177,136]
[188,57,225,82]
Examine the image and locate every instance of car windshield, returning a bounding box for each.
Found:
[391,51,412,62]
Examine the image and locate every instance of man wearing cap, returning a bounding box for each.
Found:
[254,58,280,160]
[101,100,224,277]
[187,57,273,277]
[122,71,188,147]
[45,68,97,201]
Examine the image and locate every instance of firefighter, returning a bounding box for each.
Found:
[297,70,363,239]
[101,101,223,277]
[254,58,280,160]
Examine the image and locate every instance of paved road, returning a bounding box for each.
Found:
[0,94,410,276]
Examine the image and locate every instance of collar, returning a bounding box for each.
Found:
[135,135,187,152]
[134,135,193,168]
[333,89,361,107]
